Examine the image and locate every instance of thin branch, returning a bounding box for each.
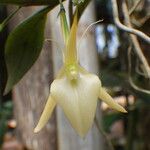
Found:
[111,0,150,44]
[129,0,142,15]
[94,117,115,150]
[129,77,150,94]
[131,15,150,27]
[122,0,150,79]
[135,59,146,76]
[128,46,150,94]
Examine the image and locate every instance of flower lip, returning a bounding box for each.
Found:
[34,65,127,136]
[50,69,101,137]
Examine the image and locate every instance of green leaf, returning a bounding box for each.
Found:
[4,7,51,94]
[77,0,91,21]
[0,6,21,32]
[0,0,63,6]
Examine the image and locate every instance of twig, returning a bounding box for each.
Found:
[131,15,150,27]
[128,46,150,94]
[135,59,146,76]
[111,0,150,43]
[129,0,142,15]
[129,77,150,94]
[122,0,150,79]
[125,99,136,150]
[95,117,115,150]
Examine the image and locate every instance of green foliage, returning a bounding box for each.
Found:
[0,0,61,6]
[0,7,21,33]
[1,0,92,93]
[4,7,51,94]
[0,101,13,146]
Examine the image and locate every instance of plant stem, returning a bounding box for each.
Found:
[125,110,136,150]
[95,117,115,150]
[125,93,137,150]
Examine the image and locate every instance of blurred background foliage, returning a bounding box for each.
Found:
[95,0,150,150]
[0,5,13,148]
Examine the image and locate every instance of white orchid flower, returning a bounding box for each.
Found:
[34,8,127,137]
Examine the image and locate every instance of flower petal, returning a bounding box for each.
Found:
[51,73,101,137]
[64,10,78,65]
[99,87,127,113]
[34,95,56,133]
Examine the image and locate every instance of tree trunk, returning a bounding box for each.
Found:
[7,6,57,150]
[49,1,104,150]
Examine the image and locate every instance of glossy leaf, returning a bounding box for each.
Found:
[4,7,50,94]
[0,0,62,6]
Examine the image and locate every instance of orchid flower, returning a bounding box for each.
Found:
[34,7,127,137]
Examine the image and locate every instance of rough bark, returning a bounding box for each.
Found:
[8,7,57,150]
